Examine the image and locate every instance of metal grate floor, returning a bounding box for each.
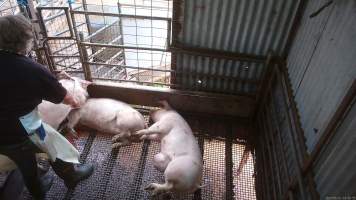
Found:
[20,114,256,200]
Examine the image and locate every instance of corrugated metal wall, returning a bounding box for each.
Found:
[286,0,356,198]
[254,64,315,200]
[287,0,356,152]
[173,0,300,95]
[313,100,356,199]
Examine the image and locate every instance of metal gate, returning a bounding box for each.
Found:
[35,0,172,86]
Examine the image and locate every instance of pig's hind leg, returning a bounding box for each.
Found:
[153,153,170,171]
[111,131,131,149]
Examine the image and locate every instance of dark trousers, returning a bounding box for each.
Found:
[0,138,44,198]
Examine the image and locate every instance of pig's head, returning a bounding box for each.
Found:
[59,74,91,107]
[149,100,171,122]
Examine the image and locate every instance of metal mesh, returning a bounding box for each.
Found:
[233,144,256,200]
[17,112,256,200]
[34,0,173,87]
[0,0,19,16]
[202,139,227,200]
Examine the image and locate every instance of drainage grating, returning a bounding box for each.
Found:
[18,114,256,200]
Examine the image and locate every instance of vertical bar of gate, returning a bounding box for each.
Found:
[81,0,92,36]
[117,1,127,78]
[68,2,92,81]
[44,40,57,71]
[79,32,92,81]
[166,19,171,48]
[36,7,48,38]
[64,7,74,38]
[225,122,234,200]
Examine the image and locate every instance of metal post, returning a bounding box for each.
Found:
[79,32,92,81]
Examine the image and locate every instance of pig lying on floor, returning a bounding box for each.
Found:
[38,71,146,148]
[65,98,147,148]
[136,101,203,196]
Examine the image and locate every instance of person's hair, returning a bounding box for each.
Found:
[0,14,33,54]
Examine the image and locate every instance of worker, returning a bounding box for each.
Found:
[0,14,94,199]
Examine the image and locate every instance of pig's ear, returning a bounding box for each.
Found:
[57,71,72,80]
[157,100,171,110]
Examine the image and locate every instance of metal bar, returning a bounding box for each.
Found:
[117,1,126,68]
[51,41,77,54]
[303,80,356,173]
[36,7,48,38]
[68,3,91,82]
[169,45,266,63]
[119,3,170,10]
[256,52,273,103]
[275,66,309,199]
[268,91,292,188]
[263,106,283,198]
[43,45,56,71]
[54,56,79,66]
[50,55,80,58]
[225,123,234,200]
[102,61,124,78]
[55,22,86,37]
[193,134,204,200]
[257,120,272,200]
[166,19,171,48]
[88,36,123,59]
[86,61,174,73]
[45,36,73,40]
[93,77,176,87]
[81,0,92,37]
[71,10,171,21]
[261,111,278,200]
[64,7,74,38]
[44,40,56,71]
[37,6,69,10]
[60,60,81,69]
[79,32,93,81]
[253,65,277,120]
[84,20,119,42]
[81,42,167,52]
[42,9,66,22]
[53,69,83,73]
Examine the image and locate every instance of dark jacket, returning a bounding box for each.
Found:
[0,50,67,145]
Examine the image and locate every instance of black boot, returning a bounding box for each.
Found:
[51,159,94,189]
[32,173,54,200]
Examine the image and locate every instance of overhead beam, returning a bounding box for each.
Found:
[169,45,266,63]
[88,83,256,118]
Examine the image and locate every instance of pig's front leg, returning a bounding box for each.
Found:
[143,134,161,141]
[135,121,166,140]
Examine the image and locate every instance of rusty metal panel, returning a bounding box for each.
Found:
[313,101,356,198]
[286,0,356,152]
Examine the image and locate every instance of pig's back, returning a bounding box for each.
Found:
[79,98,143,131]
